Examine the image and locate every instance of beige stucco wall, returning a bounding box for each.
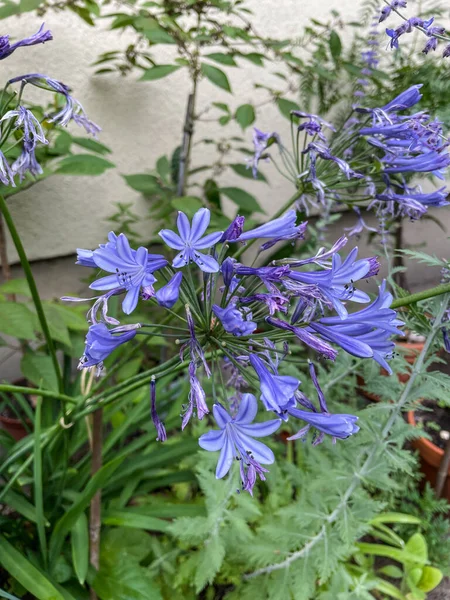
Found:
[1,0,364,263]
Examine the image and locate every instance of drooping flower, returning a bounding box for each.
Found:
[90,233,164,314]
[182,362,209,429]
[287,362,359,444]
[220,216,245,242]
[179,306,211,376]
[159,208,223,273]
[0,106,48,150]
[292,111,336,143]
[155,272,183,308]
[198,394,281,494]
[11,146,42,182]
[249,353,299,417]
[0,24,52,60]
[239,293,290,315]
[344,208,378,238]
[0,150,15,186]
[266,317,338,360]
[212,304,257,337]
[287,247,379,319]
[249,128,279,178]
[79,322,140,370]
[150,377,167,442]
[380,85,423,113]
[237,210,307,247]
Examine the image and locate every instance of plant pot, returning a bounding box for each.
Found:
[0,378,33,441]
[407,409,450,501]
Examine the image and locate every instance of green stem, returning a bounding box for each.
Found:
[0,195,63,392]
[0,384,75,404]
[391,282,450,309]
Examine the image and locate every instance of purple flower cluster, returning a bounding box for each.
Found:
[66,206,404,494]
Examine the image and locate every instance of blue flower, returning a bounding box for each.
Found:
[0,150,15,186]
[249,128,279,178]
[150,377,167,442]
[159,208,223,273]
[0,106,48,150]
[221,215,245,242]
[240,293,290,316]
[0,24,52,60]
[79,322,140,370]
[287,247,379,319]
[309,281,404,373]
[287,362,359,443]
[266,317,338,360]
[90,233,166,314]
[249,353,300,417]
[380,85,423,113]
[156,272,183,308]
[198,394,281,494]
[237,210,307,246]
[212,304,257,337]
[11,146,42,182]
[182,362,209,429]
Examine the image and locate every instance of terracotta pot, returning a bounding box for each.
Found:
[407,410,450,501]
[0,414,28,441]
[357,340,425,402]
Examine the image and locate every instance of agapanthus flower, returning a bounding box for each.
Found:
[287,362,359,444]
[221,257,236,287]
[0,106,48,150]
[90,233,164,314]
[221,216,245,242]
[159,208,223,273]
[0,150,15,186]
[11,146,42,182]
[79,322,140,370]
[182,363,209,429]
[249,353,299,417]
[287,247,379,319]
[304,142,363,180]
[198,395,281,494]
[239,293,289,315]
[155,272,183,308]
[150,377,167,442]
[344,207,378,238]
[380,85,423,113]
[236,210,307,246]
[212,304,256,337]
[180,306,211,376]
[249,128,279,178]
[292,111,336,143]
[0,24,52,60]
[267,317,338,360]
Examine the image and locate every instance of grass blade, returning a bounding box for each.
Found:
[34,397,47,567]
[71,512,89,585]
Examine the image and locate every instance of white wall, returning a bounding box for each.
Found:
[1,0,361,262]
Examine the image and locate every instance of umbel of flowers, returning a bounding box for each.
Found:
[66,207,404,495]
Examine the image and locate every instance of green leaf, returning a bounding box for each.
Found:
[3,490,41,524]
[0,535,64,600]
[329,30,342,59]
[417,566,443,592]
[144,28,175,44]
[56,154,114,176]
[405,533,428,563]
[229,163,267,182]
[156,155,170,182]
[71,137,111,155]
[239,52,264,66]
[371,513,422,526]
[235,104,255,130]
[34,397,47,565]
[171,196,204,217]
[49,456,123,564]
[0,301,37,340]
[194,536,225,593]
[71,513,89,585]
[0,278,32,297]
[220,187,263,213]
[140,64,181,81]
[102,510,170,532]
[356,542,424,565]
[276,97,300,119]
[373,577,407,600]
[201,64,231,92]
[123,173,159,194]
[379,565,404,579]
[20,0,42,12]
[205,52,237,66]
[21,352,59,392]
[43,303,71,347]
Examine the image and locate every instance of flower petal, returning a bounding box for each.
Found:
[193,251,219,273]
[213,403,232,428]
[177,211,191,242]
[234,432,275,464]
[90,274,119,290]
[135,246,148,266]
[172,249,191,269]
[198,429,226,451]
[215,434,234,479]
[237,419,281,438]
[159,229,185,250]
[122,285,140,314]
[116,233,135,264]
[194,231,223,250]
[234,393,258,424]
[191,208,210,242]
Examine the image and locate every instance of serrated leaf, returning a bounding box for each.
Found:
[194,536,225,593]
[201,64,231,92]
[220,187,263,213]
[56,154,114,175]
[235,104,255,130]
[141,64,181,81]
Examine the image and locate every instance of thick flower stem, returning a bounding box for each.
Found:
[0,194,63,392]
[391,282,450,309]
[89,408,103,600]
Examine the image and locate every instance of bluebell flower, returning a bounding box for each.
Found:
[198,394,281,494]
[213,304,256,337]
[287,247,379,319]
[182,362,209,429]
[150,377,167,442]
[237,210,307,245]
[155,272,183,308]
[266,317,338,360]
[159,208,223,273]
[0,106,48,150]
[79,322,140,370]
[0,24,52,60]
[220,215,245,242]
[287,362,359,444]
[90,233,164,314]
[249,353,299,417]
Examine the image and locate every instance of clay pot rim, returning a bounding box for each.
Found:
[407,405,444,459]
[0,414,25,425]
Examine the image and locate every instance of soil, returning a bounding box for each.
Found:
[414,400,450,451]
